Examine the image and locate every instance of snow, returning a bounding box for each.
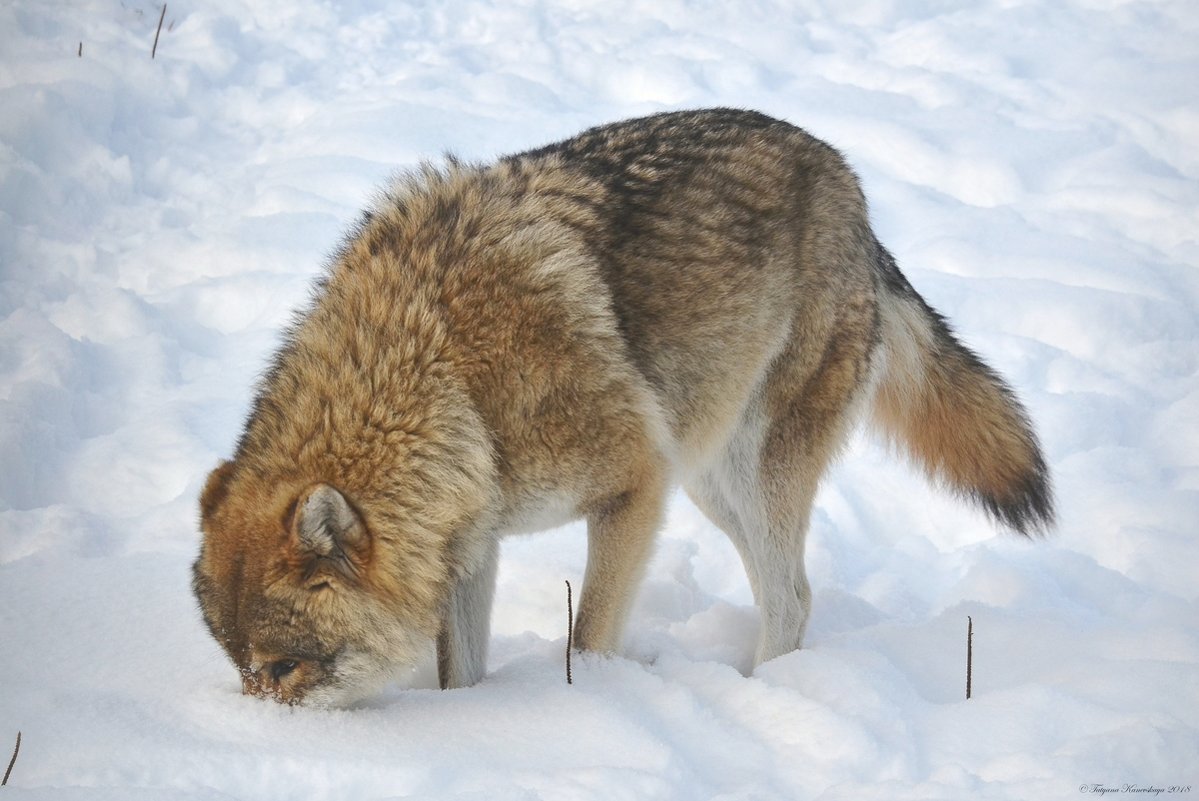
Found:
[2,0,1197,798]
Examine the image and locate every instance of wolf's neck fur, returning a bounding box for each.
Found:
[232,168,507,596]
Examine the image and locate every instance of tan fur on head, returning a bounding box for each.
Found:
[194,472,446,706]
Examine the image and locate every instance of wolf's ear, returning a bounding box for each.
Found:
[200,460,236,522]
[287,484,371,584]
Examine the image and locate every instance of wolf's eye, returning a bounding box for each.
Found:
[271,660,299,682]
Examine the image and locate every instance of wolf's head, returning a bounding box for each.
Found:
[192,463,444,706]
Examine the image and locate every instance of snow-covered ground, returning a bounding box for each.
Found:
[2,1,1197,798]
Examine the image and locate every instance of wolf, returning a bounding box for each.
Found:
[192,108,1053,705]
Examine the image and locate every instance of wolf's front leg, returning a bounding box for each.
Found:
[437,538,500,689]
[574,470,667,653]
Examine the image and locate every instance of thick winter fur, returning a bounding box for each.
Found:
[193,108,1053,704]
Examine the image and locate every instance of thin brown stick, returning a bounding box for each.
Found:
[565,580,574,685]
[966,616,974,700]
[151,3,166,59]
[2,731,20,786]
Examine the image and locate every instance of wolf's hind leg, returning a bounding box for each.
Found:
[686,463,813,665]
[686,411,818,665]
[437,538,499,689]
[740,470,818,666]
[688,337,872,666]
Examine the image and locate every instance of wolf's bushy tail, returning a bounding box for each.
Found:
[869,247,1054,536]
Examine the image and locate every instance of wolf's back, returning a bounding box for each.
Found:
[870,246,1054,535]
[511,108,1055,535]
